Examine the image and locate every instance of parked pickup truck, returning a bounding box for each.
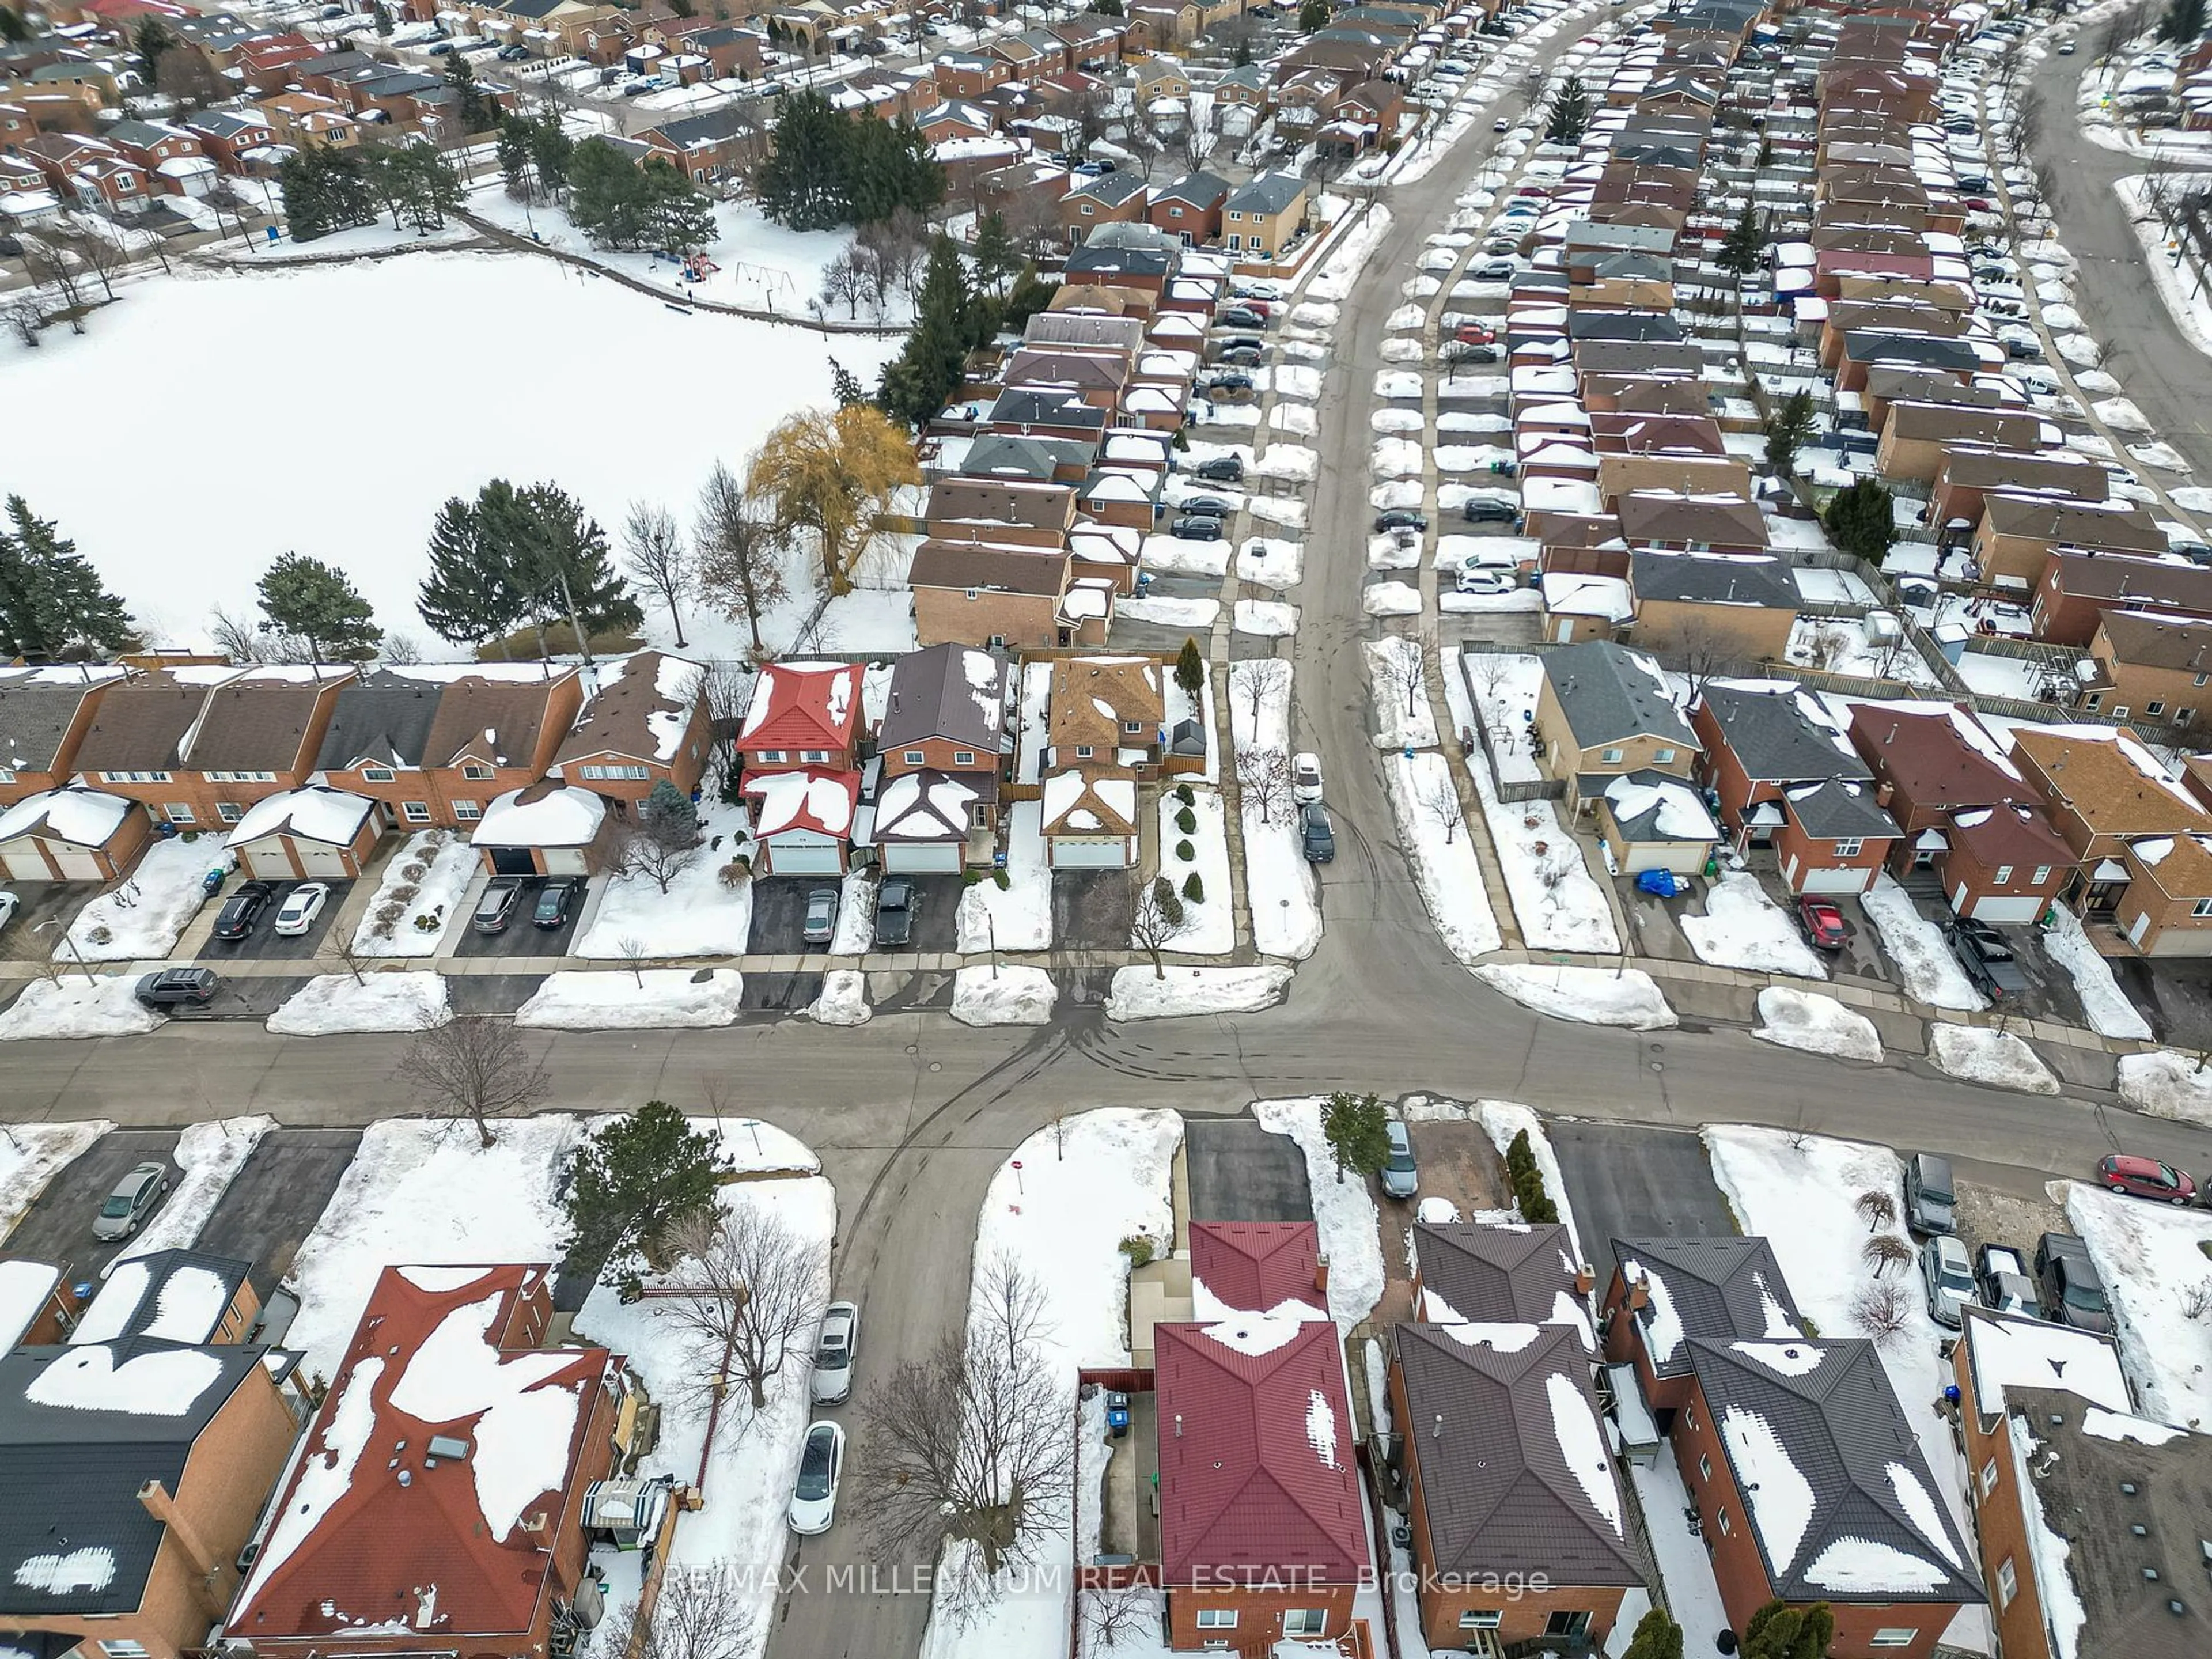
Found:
[1945,916,2028,1000]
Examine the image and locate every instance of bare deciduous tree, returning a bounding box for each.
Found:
[819,241,881,319]
[1862,1234,1914,1279]
[1416,770,1465,844]
[1129,876,1190,980]
[50,223,126,302]
[2181,1278,2212,1322]
[974,1251,1054,1376]
[1082,1588,1159,1650]
[597,1560,756,1659]
[657,1203,827,1413]
[396,1016,549,1147]
[857,205,927,296]
[617,933,650,987]
[1236,746,1292,825]
[695,460,789,655]
[612,824,700,896]
[1855,1190,1897,1233]
[1230,659,1283,743]
[1370,633,1427,718]
[1850,1278,1914,1344]
[20,235,88,332]
[622,501,694,649]
[6,298,41,347]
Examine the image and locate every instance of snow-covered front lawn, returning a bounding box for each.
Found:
[2062,1184,2212,1427]
[0,1120,110,1237]
[1926,1024,2059,1094]
[517,969,744,1029]
[266,972,451,1036]
[1384,751,1503,961]
[575,803,753,959]
[1254,1099,1387,1328]
[1151,789,1234,955]
[1461,652,1547,785]
[951,965,1056,1025]
[1475,964,1676,1029]
[351,828,478,956]
[115,1116,274,1264]
[2039,906,2152,1039]
[1859,876,1986,1010]
[62,838,211,961]
[0,976,162,1041]
[1105,965,1290,1020]
[1753,989,1882,1062]
[1681,872,1826,978]
[1704,1127,1972,1543]
[957,800,1051,953]
[1365,637,1438,749]
[1227,661,1322,960]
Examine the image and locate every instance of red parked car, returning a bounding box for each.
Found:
[2097,1154,2197,1206]
[1796,896,1847,951]
[1455,322,1496,346]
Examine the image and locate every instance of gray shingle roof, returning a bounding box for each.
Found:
[1413,1221,1584,1330]
[1611,1236,1804,1377]
[1631,551,1798,609]
[1568,310,1684,343]
[0,675,103,776]
[314,668,444,771]
[1544,641,1697,750]
[878,643,1006,755]
[1687,1336,1984,1605]
[1700,684,1873,785]
[1396,1323,1643,1584]
[1786,777,1899,839]
[1224,171,1305,215]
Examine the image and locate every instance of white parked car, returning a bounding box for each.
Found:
[0,891,17,937]
[1291,752,1324,805]
[272,881,331,937]
[812,1301,860,1404]
[1921,1233,1975,1329]
[1457,566,1517,596]
[789,1421,845,1535]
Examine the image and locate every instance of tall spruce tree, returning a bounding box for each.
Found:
[876,233,979,427]
[0,496,133,661]
[256,552,382,661]
[1544,74,1590,145]
[1823,477,1897,564]
[755,89,850,229]
[418,494,523,648]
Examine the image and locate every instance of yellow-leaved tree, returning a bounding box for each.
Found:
[746,403,919,597]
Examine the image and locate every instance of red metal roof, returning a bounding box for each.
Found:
[1188,1222,1325,1320]
[1154,1319,1367,1586]
[230,1264,612,1645]
[740,662,863,753]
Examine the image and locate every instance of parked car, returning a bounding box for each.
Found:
[812,1302,861,1404]
[2058,39,2076,53]
[533,877,582,930]
[1462,496,1520,525]
[498,43,531,59]
[1974,1243,2040,1316]
[873,876,914,948]
[1492,116,1510,132]
[2005,336,2045,361]
[0,891,17,937]
[1171,516,1224,541]
[1215,344,1262,368]
[788,1420,845,1534]
[1903,1150,1956,1235]
[272,881,331,938]
[1451,343,1502,365]
[1301,801,1336,863]
[1945,916,2027,999]
[135,967,218,1009]
[1373,508,1428,533]
[92,1161,171,1241]
[1471,258,1517,280]
[1207,372,1255,396]
[1180,495,1233,519]
[1381,1120,1418,1200]
[211,880,278,942]
[1455,322,1497,345]
[803,887,840,946]
[1921,1233,1975,1328]
[2096,1152,2197,1205]
[473,877,525,934]
[1217,306,1269,331]
[2035,1233,2113,1332]
[1796,896,1846,952]
[1456,566,1516,596]
[1291,752,1324,805]
[1194,455,1245,483]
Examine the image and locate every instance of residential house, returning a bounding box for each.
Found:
[1612,490,1768,555]
[218,783,382,879]
[639,105,759,185]
[311,665,586,832]
[1043,655,1162,774]
[2085,610,2212,729]
[1671,1336,1984,1659]
[925,477,1081,546]
[1596,770,1722,877]
[223,1263,641,1659]
[471,782,616,876]
[2008,725,2212,934]
[0,666,121,807]
[1845,703,2074,921]
[1628,551,1798,665]
[260,92,359,149]
[548,651,709,809]
[0,1257,73,1348]
[2033,548,2212,649]
[1693,684,1899,893]
[1147,168,1228,244]
[1535,640,1700,815]
[1153,1317,1368,1654]
[1599,1236,1805,1416]
[872,643,1006,872]
[66,1248,260,1347]
[1003,346,1132,414]
[1948,1306,2212,1659]
[183,109,278,172]
[1389,1322,1641,1651]
[1408,1219,1592,1339]
[1220,171,1306,260]
[1927,448,2107,534]
[1188,1221,1328,1323]
[736,660,863,876]
[1976,495,2170,590]
[910,541,1109,649]
[1040,767,1139,868]
[0,1327,300,1659]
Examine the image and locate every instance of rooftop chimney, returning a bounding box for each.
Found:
[1627,1277,1650,1313]
[140,1480,226,1613]
[1574,1263,1597,1297]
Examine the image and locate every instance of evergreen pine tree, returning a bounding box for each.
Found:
[642,158,716,253]
[756,89,851,229]
[443,50,491,132]
[562,1100,733,1275]
[504,483,643,643]
[1763,389,1816,476]
[876,233,978,426]
[568,138,651,247]
[496,115,535,198]
[1173,635,1205,697]
[1823,477,1897,563]
[1544,75,1590,145]
[1621,1607,1684,1659]
[528,111,573,194]
[1319,1091,1391,1183]
[418,494,523,647]
[0,496,133,661]
[372,0,393,36]
[278,148,331,240]
[1716,201,1766,278]
[971,209,1017,294]
[2160,0,2205,43]
[1297,0,1328,29]
[256,551,383,661]
[828,357,868,407]
[1002,263,1056,332]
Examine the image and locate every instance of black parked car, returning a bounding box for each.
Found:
[1194,455,1245,483]
[1945,916,2028,999]
[2034,1233,2114,1333]
[135,967,218,1009]
[533,877,582,929]
[1180,495,1232,519]
[874,876,916,948]
[211,880,279,942]
[1373,508,1429,533]
[1301,802,1336,863]
[1462,497,1520,525]
[1171,516,1224,541]
[1215,344,1263,367]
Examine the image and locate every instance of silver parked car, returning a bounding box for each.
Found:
[812,1301,860,1404]
[1922,1233,1975,1329]
[93,1161,171,1241]
[802,887,840,946]
[1381,1120,1418,1200]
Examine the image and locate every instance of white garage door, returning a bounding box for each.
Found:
[1799,865,1873,896]
[1965,892,2043,924]
[294,842,352,878]
[244,840,296,880]
[766,842,842,876]
[545,847,592,877]
[0,840,54,881]
[1051,838,1129,870]
[885,843,963,874]
[49,846,101,881]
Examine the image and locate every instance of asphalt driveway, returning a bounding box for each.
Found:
[192,1127,361,1296]
[1548,1121,1734,1261]
[750,878,836,954]
[1054,870,1135,953]
[452,876,585,958]
[1184,1116,1312,1223]
[2,1127,181,1278]
[199,879,352,962]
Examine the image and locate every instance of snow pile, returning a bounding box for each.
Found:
[1254,1098,1387,1328]
[1476,964,1676,1029]
[0,1120,111,1237]
[2116,1049,2212,1126]
[1753,990,1883,1063]
[1152,790,1234,955]
[516,969,744,1029]
[1926,1024,2059,1094]
[0,977,163,1041]
[63,839,211,961]
[807,970,871,1026]
[1227,660,1322,961]
[115,1117,275,1264]
[267,972,451,1036]
[351,829,476,956]
[957,799,1051,952]
[1384,751,1503,961]
[1859,876,1986,1010]
[577,803,753,959]
[1363,581,1425,617]
[950,966,1056,1026]
[2040,906,2152,1039]
[1682,872,1828,979]
[1233,599,1298,637]
[2062,1185,2212,1426]
[1105,966,1291,1021]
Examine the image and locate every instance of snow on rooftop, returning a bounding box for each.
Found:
[0,1260,59,1350]
[70,1259,150,1346]
[1729,1340,1824,1378]
[472,786,605,848]
[1967,1311,2133,1416]
[1802,1535,1956,1594]
[142,1265,232,1344]
[1306,1385,1342,1472]
[1889,1460,1961,1568]
[1626,1257,1685,1364]
[396,1266,490,1293]
[1199,1315,1305,1358]
[12,1546,116,1595]
[238,1355,385,1607]
[647,654,705,763]
[751,770,856,837]
[2080,1406,2186,1446]
[1721,1406,1816,1573]
[0,789,134,847]
[25,1343,225,1418]
[227,787,373,849]
[1547,1370,1622,1535]
[1437,1321,1541,1352]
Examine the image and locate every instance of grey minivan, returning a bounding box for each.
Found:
[1904,1152,1956,1236]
